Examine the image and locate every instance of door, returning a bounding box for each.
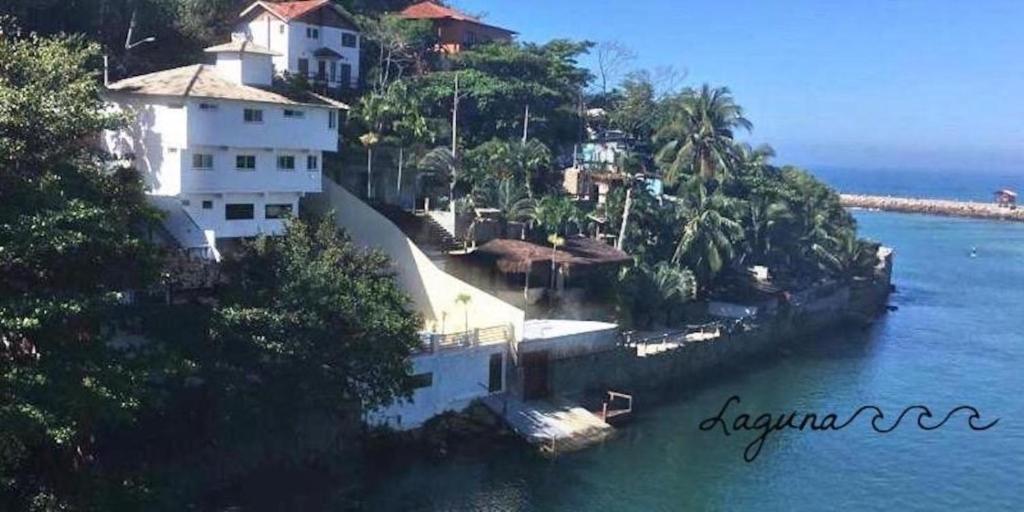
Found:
[297,58,309,78]
[317,60,327,81]
[340,63,352,89]
[488,353,503,392]
[522,350,550,400]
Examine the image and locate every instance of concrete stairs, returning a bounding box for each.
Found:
[373,204,463,257]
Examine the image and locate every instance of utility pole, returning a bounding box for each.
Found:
[449,73,459,208]
[522,103,530,144]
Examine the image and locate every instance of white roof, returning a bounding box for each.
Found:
[106,64,349,109]
[523,319,618,340]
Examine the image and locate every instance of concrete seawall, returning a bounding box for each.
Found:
[840,194,1023,222]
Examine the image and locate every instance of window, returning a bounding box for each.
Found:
[330,61,337,82]
[225,203,254,220]
[235,154,256,170]
[243,108,263,123]
[198,102,218,110]
[307,155,318,170]
[192,153,213,169]
[328,111,337,129]
[306,27,318,39]
[278,24,285,34]
[276,155,295,170]
[265,203,293,219]
[410,372,433,389]
[283,109,305,119]
[202,200,213,210]
[340,63,352,88]
[341,32,357,48]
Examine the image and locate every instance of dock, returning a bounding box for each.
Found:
[840,194,1024,222]
[481,394,616,454]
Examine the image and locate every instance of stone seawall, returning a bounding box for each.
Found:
[547,266,894,402]
[840,194,1023,222]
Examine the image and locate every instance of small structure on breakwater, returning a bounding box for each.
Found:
[994,189,1017,209]
[840,194,1024,222]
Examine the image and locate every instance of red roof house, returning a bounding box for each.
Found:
[400,1,515,53]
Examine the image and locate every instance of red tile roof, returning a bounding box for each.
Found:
[400,1,514,33]
[260,0,330,21]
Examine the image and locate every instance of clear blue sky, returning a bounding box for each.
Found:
[455,0,1024,173]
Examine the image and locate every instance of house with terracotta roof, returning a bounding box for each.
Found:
[400,1,515,54]
[235,1,361,90]
[103,40,348,258]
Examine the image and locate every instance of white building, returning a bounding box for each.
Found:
[236,0,361,90]
[104,39,348,256]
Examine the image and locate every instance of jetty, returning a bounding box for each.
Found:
[840,194,1024,222]
[481,394,616,454]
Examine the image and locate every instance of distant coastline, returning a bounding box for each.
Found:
[840,194,1024,222]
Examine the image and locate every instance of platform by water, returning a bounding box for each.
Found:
[840,194,1024,222]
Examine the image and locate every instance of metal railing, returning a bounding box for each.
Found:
[419,323,514,353]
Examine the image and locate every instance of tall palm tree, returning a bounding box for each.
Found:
[472,177,535,238]
[508,139,551,198]
[672,182,745,287]
[745,195,792,265]
[419,146,459,207]
[531,195,582,237]
[390,81,431,198]
[655,84,752,184]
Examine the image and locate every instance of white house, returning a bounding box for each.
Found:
[235,0,361,90]
[104,39,348,257]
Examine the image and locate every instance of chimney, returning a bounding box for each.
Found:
[204,40,278,87]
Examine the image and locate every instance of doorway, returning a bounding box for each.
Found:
[522,350,550,400]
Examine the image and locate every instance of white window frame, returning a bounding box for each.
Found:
[307,155,319,170]
[243,108,264,123]
[277,155,296,170]
[235,154,257,171]
[192,153,213,170]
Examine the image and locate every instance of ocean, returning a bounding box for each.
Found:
[351,170,1024,510]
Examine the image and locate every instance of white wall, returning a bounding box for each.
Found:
[286,21,360,87]
[368,343,507,430]
[103,98,188,195]
[186,99,338,152]
[181,146,322,194]
[213,52,274,86]
[183,191,299,238]
[310,178,526,338]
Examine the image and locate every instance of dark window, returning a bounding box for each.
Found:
[225,203,254,220]
[283,109,305,118]
[198,102,218,110]
[307,155,318,170]
[330,61,337,81]
[236,155,256,170]
[328,111,337,129]
[192,153,213,169]
[277,155,295,170]
[342,32,357,48]
[298,58,309,77]
[317,60,327,80]
[265,203,293,219]
[340,63,352,88]
[410,372,433,389]
[488,353,503,392]
[243,108,263,123]
[306,27,318,39]
[201,200,213,210]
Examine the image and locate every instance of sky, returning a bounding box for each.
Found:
[455,0,1024,174]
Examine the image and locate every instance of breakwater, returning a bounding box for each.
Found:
[841,194,1023,222]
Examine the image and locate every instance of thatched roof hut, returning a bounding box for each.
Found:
[472,237,631,275]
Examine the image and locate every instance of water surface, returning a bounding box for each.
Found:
[357,211,1024,511]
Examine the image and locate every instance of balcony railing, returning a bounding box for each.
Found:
[418,323,514,353]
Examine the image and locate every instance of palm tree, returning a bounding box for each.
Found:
[355,91,392,199]
[547,233,565,289]
[390,81,431,198]
[455,293,472,332]
[655,84,752,184]
[508,139,551,198]
[812,232,880,280]
[672,182,745,287]
[531,195,582,237]
[472,177,535,238]
[419,146,459,207]
[745,195,792,265]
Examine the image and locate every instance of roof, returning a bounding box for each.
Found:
[106,64,349,109]
[473,237,631,274]
[242,0,329,21]
[204,40,280,56]
[994,189,1018,198]
[400,1,516,34]
[312,46,343,59]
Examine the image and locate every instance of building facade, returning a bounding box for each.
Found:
[237,0,361,89]
[399,1,515,54]
[104,40,347,255]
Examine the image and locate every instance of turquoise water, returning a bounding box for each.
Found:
[355,211,1024,511]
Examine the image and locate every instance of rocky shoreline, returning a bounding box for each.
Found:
[840,194,1023,222]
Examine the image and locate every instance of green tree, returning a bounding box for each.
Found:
[655,84,752,184]
[471,176,535,238]
[0,31,160,509]
[213,216,422,423]
[672,182,745,288]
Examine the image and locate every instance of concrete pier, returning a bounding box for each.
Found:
[840,194,1023,222]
